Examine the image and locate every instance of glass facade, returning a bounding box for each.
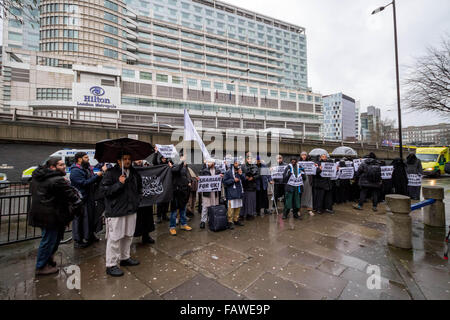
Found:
[124,0,308,90]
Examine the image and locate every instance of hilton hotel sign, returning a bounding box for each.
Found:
[72,83,120,109]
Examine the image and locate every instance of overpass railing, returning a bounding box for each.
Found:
[0,107,402,152]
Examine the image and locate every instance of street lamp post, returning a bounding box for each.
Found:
[372,0,403,160]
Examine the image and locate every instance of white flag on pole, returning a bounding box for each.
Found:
[184,109,211,160]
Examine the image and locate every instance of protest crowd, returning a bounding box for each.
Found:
[29,144,422,277]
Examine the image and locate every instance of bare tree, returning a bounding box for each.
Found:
[403,37,450,116]
[0,0,39,28]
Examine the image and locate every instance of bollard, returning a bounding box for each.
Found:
[422,186,446,228]
[386,194,412,249]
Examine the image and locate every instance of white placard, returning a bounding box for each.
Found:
[155,144,178,159]
[72,83,120,109]
[339,167,355,180]
[299,161,317,175]
[320,162,336,178]
[331,164,340,180]
[407,174,422,187]
[381,166,394,180]
[287,174,304,187]
[271,165,287,179]
[197,175,222,193]
[353,159,362,172]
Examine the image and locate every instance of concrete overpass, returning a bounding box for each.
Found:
[0,114,409,161]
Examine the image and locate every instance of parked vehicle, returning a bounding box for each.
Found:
[416,147,449,177]
[0,172,9,189]
[21,149,97,182]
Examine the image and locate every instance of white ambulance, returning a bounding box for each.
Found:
[21,149,98,182]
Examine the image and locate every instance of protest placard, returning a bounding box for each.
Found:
[331,163,340,180]
[197,175,222,193]
[155,144,178,159]
[287,174,303,187]
[320,162,335,178]
[271,165,287,179]
[407,174,422,187]
[353,159,362,172]
[299,161,317,175]
[339,167,355,180]
[381,166,394,180]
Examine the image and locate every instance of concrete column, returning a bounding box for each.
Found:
[422,186,446,227]
[386,194,412,249]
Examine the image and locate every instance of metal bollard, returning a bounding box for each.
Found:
[386,194,412,249]
[422,186,446,228]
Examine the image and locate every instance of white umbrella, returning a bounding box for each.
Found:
[309,148,329,157]
[331,146,358,157]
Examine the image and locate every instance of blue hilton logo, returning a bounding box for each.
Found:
[84,86,110,103]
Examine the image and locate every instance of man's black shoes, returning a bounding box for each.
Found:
[234,221,244,227]
[142,235,155,244]
[200,222,206,229]
[106,266,124,277]
[227,222,234,230]
[120,258,140,267]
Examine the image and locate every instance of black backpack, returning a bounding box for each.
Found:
[366,164,382,183]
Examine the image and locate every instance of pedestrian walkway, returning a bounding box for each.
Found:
[0,202,448,300]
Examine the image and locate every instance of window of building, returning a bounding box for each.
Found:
[104,0,118,11]
[104,48,118,58]
[226,84,235,91]
[214,82,224,90]
[156,74,169,82]
[122,69,135,78]
[172,76,182,84]
[104,35,118,46]
[8,31,22,42]
[36,88,72,100]
[140,71,152,80]
[104,24,118,35]
[201,80,211,88]
[63,42,78,51]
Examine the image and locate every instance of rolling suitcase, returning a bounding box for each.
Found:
[208,205,228,232]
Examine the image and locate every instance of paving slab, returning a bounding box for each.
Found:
[163,274,244,300]
[242,272,326,300]
[130,247,197,295]
[277,262,348,299]
[181,244,249,278]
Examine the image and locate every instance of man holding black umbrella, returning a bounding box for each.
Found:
[102,152,142,277]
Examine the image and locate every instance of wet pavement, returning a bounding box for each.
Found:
[0,177,449,300]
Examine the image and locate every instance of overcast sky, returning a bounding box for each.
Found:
[225,0,450,127]
[1,1,449,127]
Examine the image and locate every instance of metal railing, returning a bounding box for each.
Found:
[0,107,408,153]
[0,182,72,246]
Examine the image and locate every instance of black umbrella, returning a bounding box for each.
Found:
[94,137,155,163]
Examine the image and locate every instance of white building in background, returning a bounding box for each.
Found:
[322,93,356,141]
[1,0,324,138]
[355,100,361,141]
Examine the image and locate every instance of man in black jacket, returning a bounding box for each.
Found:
[102,153,142,277]
[240,153,260,221]
[313,154,334,214]
[353,153,382,212]
[70,152,105,248]
[273,155,287,209]
[30,157,82,275]
[169,155,193,236]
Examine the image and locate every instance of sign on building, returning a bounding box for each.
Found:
[72,83,120,109]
